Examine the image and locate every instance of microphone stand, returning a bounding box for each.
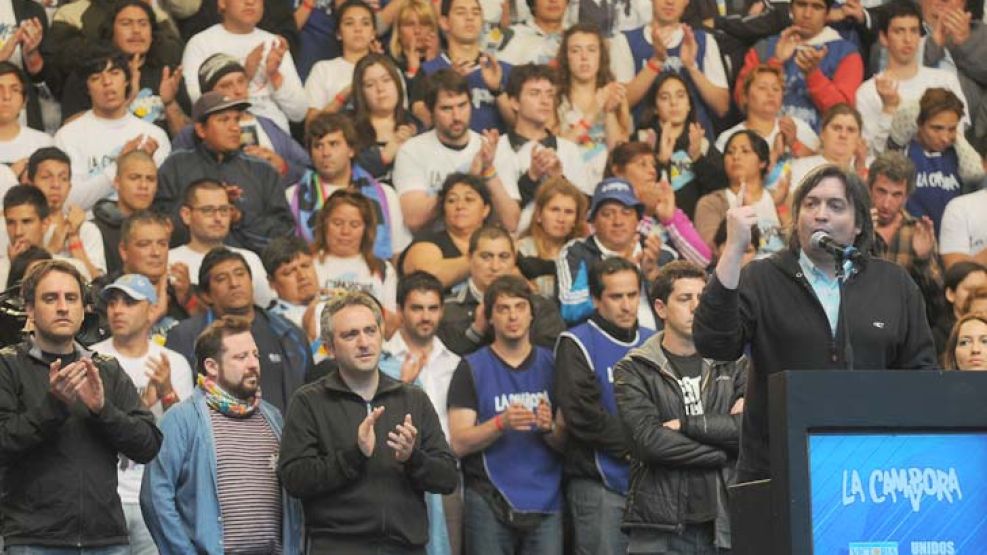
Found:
[834,253,854,371]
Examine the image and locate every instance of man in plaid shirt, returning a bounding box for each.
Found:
[869,151,946,326]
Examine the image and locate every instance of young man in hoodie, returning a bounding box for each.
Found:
[613,260,746,554]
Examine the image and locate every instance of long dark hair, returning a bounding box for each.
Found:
[640,72,697,152]
[351,53,415,152]
[98,0,175,68]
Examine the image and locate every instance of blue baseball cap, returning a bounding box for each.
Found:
[588,178,644,220]
[100,274,158,304]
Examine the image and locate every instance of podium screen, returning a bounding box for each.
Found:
[808,432,987,555]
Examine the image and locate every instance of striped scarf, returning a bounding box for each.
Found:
[198,374,261,418]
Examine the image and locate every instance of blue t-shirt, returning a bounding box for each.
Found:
[905,140,962,235]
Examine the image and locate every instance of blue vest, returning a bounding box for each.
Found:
[467,346,561,513]
[560,320,654,494]
[422,54,512,133]
[623,26,714,139]
[905,140,962,235]
[754,35,857,131]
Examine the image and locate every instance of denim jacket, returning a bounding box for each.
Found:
[140,390,304,554]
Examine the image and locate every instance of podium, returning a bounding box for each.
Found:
[730,370,987,555]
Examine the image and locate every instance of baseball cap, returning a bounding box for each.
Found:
[100,274,158,304]
[588,178,644,220]
[191,91,251,123]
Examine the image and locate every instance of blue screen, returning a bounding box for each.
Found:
[808,433,987,555]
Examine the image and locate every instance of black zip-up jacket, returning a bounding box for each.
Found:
[693,250,937,482]
[278,369,458,553]
[613,332,746,546]
[0,339,162,547]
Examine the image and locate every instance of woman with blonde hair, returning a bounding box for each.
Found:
[517,177,588,298]
[389,0,440,82]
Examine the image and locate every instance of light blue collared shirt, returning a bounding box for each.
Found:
[798,251,842,337]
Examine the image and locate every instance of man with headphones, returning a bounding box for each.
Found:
[53,50,170,212]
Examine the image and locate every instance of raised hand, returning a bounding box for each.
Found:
[265,38,288,88]
[654,177,676,222]
[399,352,426,384]
[724,180,759,257]
[49,358,84,405]
[774,27,802,63]
[145,354,174,401]
[479,53,503,92]
[794,45,827,75]
[679,25,698,70]
[159,65,183,107]
[650,23,669,64]
[687,122,704,161]
[243,42,266,81]
[657,122,677,164]
[76,358,105,413]
[874,73,900,112]
[387,413,418,462]
[358,406,386,457]
[911,215,936,260]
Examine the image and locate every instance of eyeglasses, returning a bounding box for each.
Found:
[188,205,233,217]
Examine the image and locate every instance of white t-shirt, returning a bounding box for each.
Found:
[724,188,784,255]
[168,244,276,308]
[715,118,820,154]
[283,178,412,254]
[182,24,307,131]
[313,253,397,311]
[856,66,969,155]
[393,130,484,198]
[0,126,54,164]
[939,189,987,256]
[497,22,563,66]
[89,339,194,505]
[493,133,589,232]
[610,25,728,90]
[304,57,355,111]
[53,111,170,211]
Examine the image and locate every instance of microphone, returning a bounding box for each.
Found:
[809,231,863,262]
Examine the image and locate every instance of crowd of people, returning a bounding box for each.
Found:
[1,0,986,551]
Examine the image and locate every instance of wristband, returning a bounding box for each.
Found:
[481,166,497,179]
[494,413,505,431]
[646,58,662,73]
[302,0,314,9]
[406,65,419,77]
[577,118,591,131]
[334,92,347,106]
[161,391,179,408]
[183,294,199,313]
[68,240,83,251]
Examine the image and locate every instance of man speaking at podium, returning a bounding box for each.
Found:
[693,165,937,482]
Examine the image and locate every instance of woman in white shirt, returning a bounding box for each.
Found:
[304,0,377,123]
[312,189,399,335]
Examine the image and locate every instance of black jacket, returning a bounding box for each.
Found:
[693,250,937,482]
[154,142,296,254]
[613,332,746,546]
[0,339,162,547]
[278,370,458,552]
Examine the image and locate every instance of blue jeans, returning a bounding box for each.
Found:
[463,488,561,555]
[566,478,628,555]
[6,547,129,555]
[627,522,732,554]
[122,503,158,555]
